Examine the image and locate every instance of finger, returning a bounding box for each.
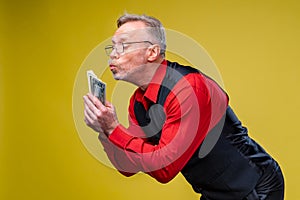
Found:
[105,100,113,108]
[83,95,100,115]
[84,94,94,105]
[87,93,94,101]
[105,101,117,116]
[84,102,97,121]
[87,93,106,111]
[84,108,99,127]
[87,93,100,105]
[84,110,91,124]
[84,108,98,126]
[94,97,107,113]
[84,110,104,133]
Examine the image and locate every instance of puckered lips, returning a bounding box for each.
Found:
[109,64,117,73]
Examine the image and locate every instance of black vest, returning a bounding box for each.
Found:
[134,61,272,200]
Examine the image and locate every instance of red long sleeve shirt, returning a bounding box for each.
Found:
[99,60,228,183]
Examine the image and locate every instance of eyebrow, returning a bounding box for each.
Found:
[112,34,130,44]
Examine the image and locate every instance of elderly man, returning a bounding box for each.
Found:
[83,13,284,200]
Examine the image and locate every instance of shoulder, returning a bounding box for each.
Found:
[166,60,199,77]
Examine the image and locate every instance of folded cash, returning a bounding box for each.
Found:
[87,70,106,105]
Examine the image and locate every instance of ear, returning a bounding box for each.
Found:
[147,44,161,62]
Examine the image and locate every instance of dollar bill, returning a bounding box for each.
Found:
[87,70,106,105]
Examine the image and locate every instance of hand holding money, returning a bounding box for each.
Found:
[83,93,119,136]
[84,70,119,135]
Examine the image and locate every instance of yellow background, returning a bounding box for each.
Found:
[1,0,299,199]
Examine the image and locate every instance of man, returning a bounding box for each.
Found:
[83,13,284,200]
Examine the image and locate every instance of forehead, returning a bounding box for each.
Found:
[112,21,149,42]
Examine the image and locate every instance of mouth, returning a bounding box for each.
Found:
[109,64,117,73]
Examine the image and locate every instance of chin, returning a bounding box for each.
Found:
[112,73,123,81]
[112,71,130,81]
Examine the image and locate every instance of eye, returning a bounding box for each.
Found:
[122,43,130,48]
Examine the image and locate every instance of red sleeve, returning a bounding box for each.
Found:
[98,134,136,177]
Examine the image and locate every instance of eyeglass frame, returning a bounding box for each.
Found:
[104,41,154,56]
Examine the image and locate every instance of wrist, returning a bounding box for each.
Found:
[104,122,119,136]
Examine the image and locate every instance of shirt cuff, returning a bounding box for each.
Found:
[108,124,133,149]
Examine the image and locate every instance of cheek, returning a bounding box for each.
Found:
[131,50,148,65]
[119,52,147,69]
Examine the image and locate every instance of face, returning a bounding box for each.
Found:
[108,21,153,83]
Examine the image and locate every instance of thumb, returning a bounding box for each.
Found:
[105,100,113,108]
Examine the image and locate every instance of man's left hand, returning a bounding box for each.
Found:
[83,93,119,136]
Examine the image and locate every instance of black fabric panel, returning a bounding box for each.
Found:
[133,61,199,144]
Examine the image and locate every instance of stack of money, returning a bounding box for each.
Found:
[87,70,106,105]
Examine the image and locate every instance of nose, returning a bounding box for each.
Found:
[109,48,119,59]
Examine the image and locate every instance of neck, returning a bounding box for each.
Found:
[139,57,164,90]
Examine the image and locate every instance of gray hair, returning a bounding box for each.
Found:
[117,13,166,56]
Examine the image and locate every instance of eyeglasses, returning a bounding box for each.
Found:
[105,41,153,56]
